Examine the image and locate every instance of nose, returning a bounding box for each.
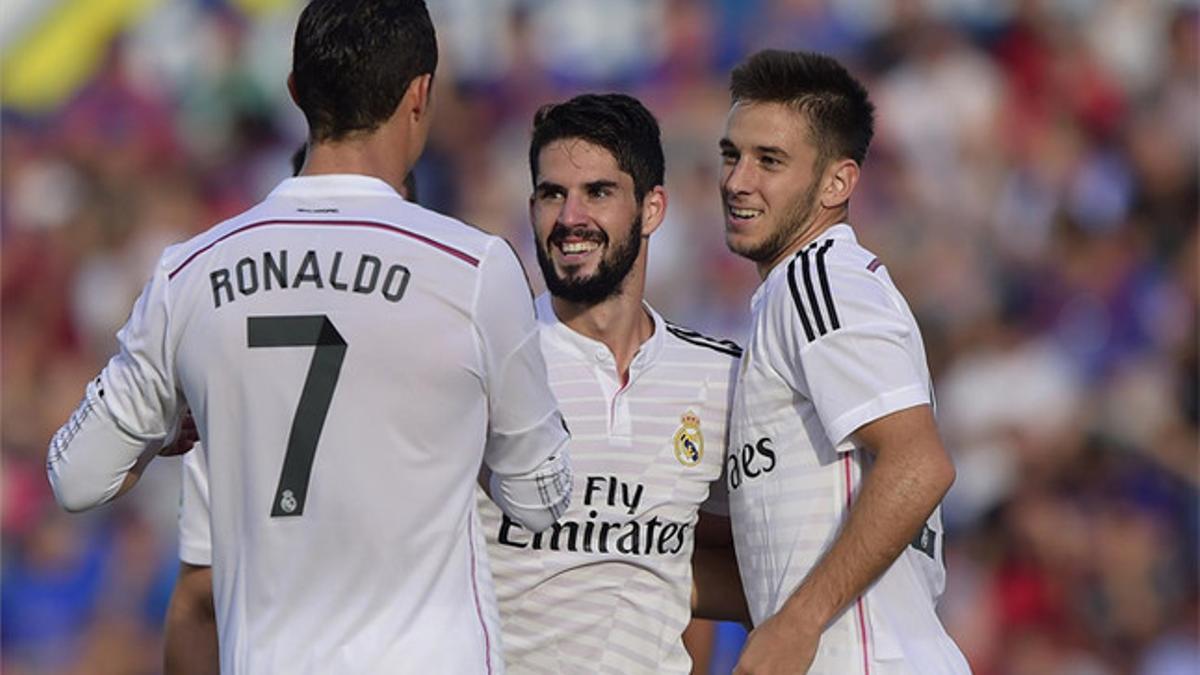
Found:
[722,157,753,197]
[557,191,589,227]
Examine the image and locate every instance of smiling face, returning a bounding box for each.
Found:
[719,100,828,272]
[531,138,647,304]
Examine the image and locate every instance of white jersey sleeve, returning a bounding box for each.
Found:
[178,445,212,566]
[474,241,572,530]
[47,258,185,511]
[775,241,931,448]
[699,352,737,517]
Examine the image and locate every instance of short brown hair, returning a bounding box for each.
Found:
[730,49,875,165]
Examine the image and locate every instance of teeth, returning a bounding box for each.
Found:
[560,241,600,254]
[729,207,762,219]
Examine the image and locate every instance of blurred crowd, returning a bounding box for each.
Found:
[2,1,1197,674]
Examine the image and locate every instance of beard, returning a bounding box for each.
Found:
[536,215,643,305]
[726,175,822,264]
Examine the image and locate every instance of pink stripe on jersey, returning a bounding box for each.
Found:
[467,515,494,675]
[167,218,480,279]
[866,257,882,273]
[843,453,872,675]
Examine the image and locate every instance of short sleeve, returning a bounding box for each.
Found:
[178,445,213,566]
[777,255,930,448]
[701,353,738,516]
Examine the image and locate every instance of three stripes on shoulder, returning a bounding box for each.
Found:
[665,322,743,358]
[666,239,867,353]
[787,240,841,343]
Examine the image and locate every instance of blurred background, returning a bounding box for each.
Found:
[2,0,1197,673]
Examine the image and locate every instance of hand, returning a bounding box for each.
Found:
[161,410,199,456]
[733,612,820,675]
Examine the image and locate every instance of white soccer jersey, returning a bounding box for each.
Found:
[728,224,969,674]
[474,294,739,674]
[52,175,573,674]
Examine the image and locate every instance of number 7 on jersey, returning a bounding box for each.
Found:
[248,315,347,517]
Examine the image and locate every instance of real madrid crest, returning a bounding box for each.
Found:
[673,410,704,466]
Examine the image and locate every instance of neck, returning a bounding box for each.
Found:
[551,264,653,384]
[755,207,848,279]
[300,125,414,195]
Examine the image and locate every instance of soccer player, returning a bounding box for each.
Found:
[163,151,424,675]
[475,93,745,673]
[718,50,970,674]
[162,93,746,674]
[45,1,573,673]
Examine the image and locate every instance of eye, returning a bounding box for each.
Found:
[759,155,781,168]
[536,186,565,201]
[720,148,738,165]
[588,185,612,199]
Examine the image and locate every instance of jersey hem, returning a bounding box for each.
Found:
[825,385,929,449]
[179,544,213,567]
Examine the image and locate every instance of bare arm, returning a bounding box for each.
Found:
[691,512,749,623]
[164,563,218,675]
[735,404,955,674]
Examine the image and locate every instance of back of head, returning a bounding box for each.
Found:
[528,93,665,203]
[730,49,875,166]
[292,0,437,143]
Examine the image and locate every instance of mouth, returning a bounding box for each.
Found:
[725,204,764,228]
[549,227,605,263]
[558,240,601,256]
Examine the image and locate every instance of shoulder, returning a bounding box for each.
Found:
[382,201,508,270]
[770,234,906,344]
[663,320,743,361]
[159,206,270,278]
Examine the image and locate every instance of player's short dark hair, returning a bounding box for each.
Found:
[292,0,437,143]
[529,93,665,203]
[730,49,875,165]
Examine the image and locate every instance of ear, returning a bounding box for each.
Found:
[639,185,668,237]
[404,73,434,123]
[287,72,299,106]
[820,159,860,209]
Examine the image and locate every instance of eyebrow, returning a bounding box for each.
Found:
[584,180,619,192]
[754,145,790,158]
[719,138,789,158]
[534,179,621,194]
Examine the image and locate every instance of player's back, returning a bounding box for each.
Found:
[164,175,504,674]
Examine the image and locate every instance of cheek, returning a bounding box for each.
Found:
[763,176,798,208]
[531,206,557,238]
[718,165,732,185]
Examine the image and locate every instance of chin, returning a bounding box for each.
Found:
[724,232,757,258]
[558,258,603,278]
[728,235,782,265]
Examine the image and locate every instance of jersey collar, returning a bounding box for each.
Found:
[534,293,666,374]
[267,174,403,199]
[752,222,857,308]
